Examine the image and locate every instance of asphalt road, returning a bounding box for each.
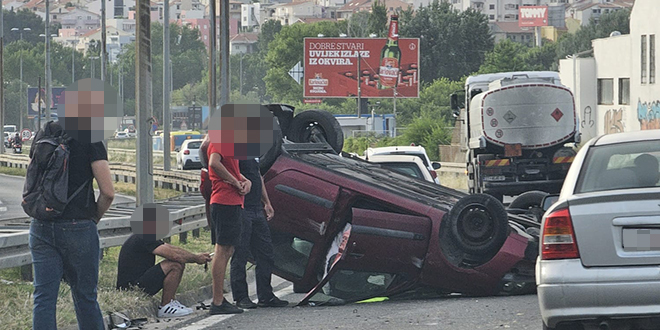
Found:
[168,288,542,330]
[0,173,135,221]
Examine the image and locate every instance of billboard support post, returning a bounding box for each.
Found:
[357,53,361,118]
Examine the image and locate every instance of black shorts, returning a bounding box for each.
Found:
[211,204,243,246]
[135,263,166,296]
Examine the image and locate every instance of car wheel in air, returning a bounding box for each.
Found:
[508,190,549,222]
[448,194,509,256]
[259,125,283,175]
[288,110,344,154]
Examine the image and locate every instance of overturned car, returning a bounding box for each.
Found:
[257,105,540,305]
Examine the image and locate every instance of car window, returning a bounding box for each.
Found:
[187,141,202,149]
[576,140,660,193]
[379,162,424,179]
[271,229,314,279]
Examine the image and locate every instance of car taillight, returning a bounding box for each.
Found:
[184,150,190,155]
[430,170,438,179]
[541,208,580,260]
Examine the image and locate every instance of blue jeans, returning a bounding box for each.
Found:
[230,208,276,302]
[29,219,104,330]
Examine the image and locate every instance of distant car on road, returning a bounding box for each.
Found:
[362,154,435,183]
[364,146,441,184]
[537,130,660,330]
[176,139,202,170]
[114,131,129,139]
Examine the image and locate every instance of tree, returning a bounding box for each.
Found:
[368,0,388,37]
[400,1,493,82]
[348,11,371,37]
[556,9,631,60]
[257,19,282,54]
[2,9,50,45]
[478,39,534,74]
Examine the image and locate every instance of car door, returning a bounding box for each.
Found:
[298,207,432,305]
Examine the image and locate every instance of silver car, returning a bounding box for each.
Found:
[537,130,660,330]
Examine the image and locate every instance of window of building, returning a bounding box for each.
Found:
[489,4,495,10]
[597,79,614,105]
[642,35,648,84]
[619,78,630,105]
[489,14,494,20]
[53,15,57,19]
[651,35,656,84]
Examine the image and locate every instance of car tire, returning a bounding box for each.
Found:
[288,110,344,154]
[509,190,549,222]
[448,194,509,256]
[259,125,283,175]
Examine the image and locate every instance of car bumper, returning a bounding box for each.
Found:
[536,258,660,328]
[483,179,564,196]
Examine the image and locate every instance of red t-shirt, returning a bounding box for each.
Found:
[207,143,244,206]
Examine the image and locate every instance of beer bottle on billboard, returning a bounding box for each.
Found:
[378,16,401,90]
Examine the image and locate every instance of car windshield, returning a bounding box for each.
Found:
[378,162,425,179]
[187,141,202,149]
[576,140,660,193]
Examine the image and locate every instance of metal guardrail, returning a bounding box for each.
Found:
[0,194,208,271]
[0,154,201,193]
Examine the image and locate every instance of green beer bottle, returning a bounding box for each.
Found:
[378,16,401,90]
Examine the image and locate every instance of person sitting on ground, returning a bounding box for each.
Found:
[116,233,212,318]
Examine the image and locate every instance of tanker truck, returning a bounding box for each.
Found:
[450,71,580,201]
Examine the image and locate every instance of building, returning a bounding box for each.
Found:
[272,1,323,26]
[565,0,634,28]
[51,7,101,34]
[230,32,259,54]
[242,3,261,31]
[86,0,134,18]
[336,0,410,20]
[491,21,535,44]
[558,0,657,144]
[74,26,135,62]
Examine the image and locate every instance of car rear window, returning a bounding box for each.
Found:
[576,140,660,193]
[187,141,202,149]
[379,162,425,179]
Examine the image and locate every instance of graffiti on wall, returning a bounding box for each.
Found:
[604,108,625,134]
[637,99,660,130]
[581,106,595,129]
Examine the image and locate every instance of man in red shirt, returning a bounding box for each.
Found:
[206,141,252,314]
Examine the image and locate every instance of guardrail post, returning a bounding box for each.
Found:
[192,228,200,238]
[179,231,187,244]
[21,264,33,281]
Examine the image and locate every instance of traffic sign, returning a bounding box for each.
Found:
[288,61,304,85]
[20,129,31,142]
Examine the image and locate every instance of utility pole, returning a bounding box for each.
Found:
[11,27,30,130]
[209,0,217,117]
[163,0,171,170]
[101,0,107,81]
[135,0,154,206]
[0,1,4,154]
[357,53,361,118]
[219,0,229,106]
[72,36,76,83]
[37,77,42,130]
[45,0,52,122]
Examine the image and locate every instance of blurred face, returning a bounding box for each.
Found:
[130,203,172,241]
[57,78,123,143]
[208,104,279,160]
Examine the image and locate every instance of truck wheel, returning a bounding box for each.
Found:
[509,191,549,222]
[448,194,509,256]
[259,127,283,175]
[288,110,344,154]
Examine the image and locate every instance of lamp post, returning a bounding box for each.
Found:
[11,27,30,130]
[71,35,78,83]
[39,32,57,123]
[90,56,99,79]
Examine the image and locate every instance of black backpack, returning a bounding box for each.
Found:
[22,122,91,220]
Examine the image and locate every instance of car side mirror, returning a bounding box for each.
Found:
[432,162,441,170]
[541,194,559,212]
[174,147,180,152]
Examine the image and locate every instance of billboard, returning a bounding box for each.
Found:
[519,6,549,27]
[303,38,420,98]
[27,87,66,119]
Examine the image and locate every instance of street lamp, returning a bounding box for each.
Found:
[90,56,99,79]
[71,35,78,83]
[11,27,31,130]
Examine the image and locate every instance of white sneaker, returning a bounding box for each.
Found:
[158,299,193,318]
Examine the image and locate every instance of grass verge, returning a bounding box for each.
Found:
[0,231,214,330]
[0,167,27,177]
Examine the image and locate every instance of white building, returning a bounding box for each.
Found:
[241,3,261,30]
[86,0,135,19]
[565,0,634,27]
[558,0,658,144]
[272,1,323,25]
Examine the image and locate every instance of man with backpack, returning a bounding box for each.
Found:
[25,120,115,330]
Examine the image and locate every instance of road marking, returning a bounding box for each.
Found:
[179,285,294,330]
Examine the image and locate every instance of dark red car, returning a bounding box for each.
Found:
[262,145,539,305]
